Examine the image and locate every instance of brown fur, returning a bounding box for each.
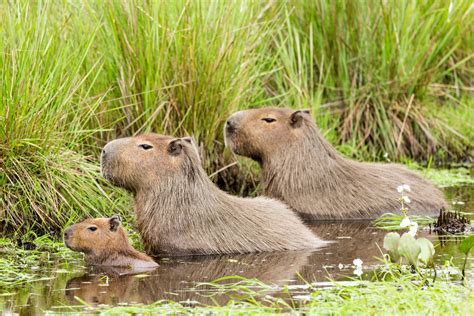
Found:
[101,134,325,256]
[225,107,447,220]
[64,216,158,268]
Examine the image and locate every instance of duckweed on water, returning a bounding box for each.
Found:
[420,167,473,188]
[97,276,474,315]
[0,237,83,288]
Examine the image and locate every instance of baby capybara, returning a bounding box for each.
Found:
[64,215,158,268]
[225,107,447,220]
[101,134,325,256]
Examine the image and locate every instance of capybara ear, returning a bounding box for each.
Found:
[300,108,311,115]
[168,139,183,156]
[109,215,121,232]
[180,136,194,145]
[290,110,308,128]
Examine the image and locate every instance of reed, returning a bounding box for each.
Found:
[1,0,472,233]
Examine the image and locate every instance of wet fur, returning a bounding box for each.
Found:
[225,108,447,220]
[64,217,158,268]
[101,134,325,256]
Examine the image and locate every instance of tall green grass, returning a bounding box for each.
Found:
[0,2,126,233]
[273,0,473,159]
[1,0,472,233]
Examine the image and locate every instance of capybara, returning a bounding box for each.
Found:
[225,107,447,220]
[64,215,158,269]
[101,134,325,256]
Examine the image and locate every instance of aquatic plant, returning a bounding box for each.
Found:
[96,275,474,315]
[459,235,474,279]
[383,232,435,268]
[380,185,436,278]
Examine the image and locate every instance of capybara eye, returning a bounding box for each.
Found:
[138,144,153,150]
[87,226,97,232]
[261,117,276,123]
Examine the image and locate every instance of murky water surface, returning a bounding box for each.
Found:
[1,185,472,314]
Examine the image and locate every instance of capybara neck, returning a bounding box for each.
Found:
[261,121,349,175]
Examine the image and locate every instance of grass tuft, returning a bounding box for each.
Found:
[1,1,472,233]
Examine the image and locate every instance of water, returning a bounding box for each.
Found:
[1,185,472,314]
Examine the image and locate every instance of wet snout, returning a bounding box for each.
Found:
[225,111,245,135]
[100,138,128,176]
[225,118,237,134]
[63,226,74,246]
[100,138,123,164]
[101,147,107,160]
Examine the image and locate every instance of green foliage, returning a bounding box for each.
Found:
[373,214,435,230]
[0,237,82,288]
[276,0,473,159]
[1,0,472,233]
[459,235,474,255]
[459,235,474,277]
[416,238,435,266]
[397,233,422,266]
[383,232,401,262]
[99,276,474,315]
[420,167,474,188]
[383,232,435,267]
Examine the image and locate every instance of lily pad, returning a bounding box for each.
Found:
[383,232,401,262]
[416,238,435,266]
[398,233,421,266]
[459,235,474,255]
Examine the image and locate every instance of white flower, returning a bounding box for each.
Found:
[408,222,418,237]
[353,268,363,277]
[401,195,411,204]
[397,184,411,193]
[338,263,344,270]
[353,258,363,267]
[400,217,411,228]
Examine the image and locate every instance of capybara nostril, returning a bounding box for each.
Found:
[225,119,236,133]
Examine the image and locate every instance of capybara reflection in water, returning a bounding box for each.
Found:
[225,107,446,220]
[101,134,325,256]
[64,215,158,269]
[65,251,311,306]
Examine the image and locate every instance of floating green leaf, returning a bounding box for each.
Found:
[383,232,401,262]
[416,238,435,266]
[459,236,474,255]
[398,233,421,266]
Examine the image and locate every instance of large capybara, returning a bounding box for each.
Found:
[100,134,325,256]
[64,215,158,269]
[225,107,447,220]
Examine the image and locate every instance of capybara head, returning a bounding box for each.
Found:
[225,108,312,161]
[101,134,198,192]
[64,215,128,254]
